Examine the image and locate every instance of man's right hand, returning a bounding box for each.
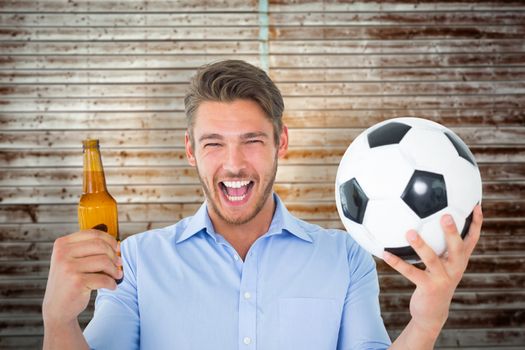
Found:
[42,229,122,328]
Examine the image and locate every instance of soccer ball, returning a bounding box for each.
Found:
[335,117,482,263]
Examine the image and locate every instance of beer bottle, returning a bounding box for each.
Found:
[78,139,123,283]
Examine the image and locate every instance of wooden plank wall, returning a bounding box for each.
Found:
[0,0,524,348]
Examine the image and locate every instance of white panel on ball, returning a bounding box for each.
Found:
[445,157,483,217]
[399,129,459,175]
[353,146,415,200]
[419,208,466,257]
[363,199,421,249]
[336,135,370,184]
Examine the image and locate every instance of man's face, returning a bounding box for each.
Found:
[185,99,288,226]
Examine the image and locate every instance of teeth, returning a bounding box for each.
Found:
[227,194,247,202]
[222,180,250,188]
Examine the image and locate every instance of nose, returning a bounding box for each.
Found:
[223,144,246,174]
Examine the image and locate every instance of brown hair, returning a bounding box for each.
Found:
[184,60,284,146]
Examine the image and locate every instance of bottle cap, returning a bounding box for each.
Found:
[82,139,100,149]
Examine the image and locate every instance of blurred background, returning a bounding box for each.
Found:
[0,0,524,348]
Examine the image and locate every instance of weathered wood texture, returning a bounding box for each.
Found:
[1,0,524,348]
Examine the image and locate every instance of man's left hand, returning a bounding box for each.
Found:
[383,205,483,338]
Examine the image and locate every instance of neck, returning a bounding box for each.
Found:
[209,194,276,260]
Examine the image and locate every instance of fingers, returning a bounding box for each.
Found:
[383,250,427,285]
[76,255,123,281]
[65,229,119,251]
[441,214,463,261]
[406,230,447,276]
[83,273,118,291]
[464,205,483,257]
[67,238,118,261]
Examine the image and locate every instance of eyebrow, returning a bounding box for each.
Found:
[198,133,224,143]
[198,132,269,143]
[240,132,269,140]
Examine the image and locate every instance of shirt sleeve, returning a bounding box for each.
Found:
[337,239,391,350]
[83,237,140,350]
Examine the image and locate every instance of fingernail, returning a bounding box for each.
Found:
[443,214,454,226]
[407,230,418,242]
[383,251,394,262]
[117,256,123,266]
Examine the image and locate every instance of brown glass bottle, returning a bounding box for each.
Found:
[78,139,122,283]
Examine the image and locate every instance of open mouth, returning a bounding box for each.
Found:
[219,180,254,203]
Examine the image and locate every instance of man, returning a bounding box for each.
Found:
[42,60,483,349]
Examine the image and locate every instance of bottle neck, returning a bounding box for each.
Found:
[82,145,108,193]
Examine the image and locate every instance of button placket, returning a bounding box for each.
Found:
[238,246,258,348]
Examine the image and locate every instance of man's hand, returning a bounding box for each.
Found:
[384,205,483,348]
[42,229,122,328]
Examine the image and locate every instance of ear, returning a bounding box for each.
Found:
[277,125,289,159]
[185,131,196,166]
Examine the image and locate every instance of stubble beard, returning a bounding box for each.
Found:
[196,154,278,226]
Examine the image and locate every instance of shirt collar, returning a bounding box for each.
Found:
[266,194,313,242]
[175,193,313,244]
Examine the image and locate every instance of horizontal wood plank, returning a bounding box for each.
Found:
[0,69,197,84]
[270,53,525,68]
[1,164,523,186]
[2,271,521,296]
[384,308,525,329]
[2,291,522,321]
[268,12,525,26]
[2,39,524,55]
[0,304,521,335]
[0,13,260,27]
[1,235,523,263]
[3,12,525,27]
[0,55,260,70]
[0,181,522,204]
[0,27,260,41]
[268,1,525,12]
[270,26,525,40]
[3,67,525,84]
[0,41,259,56]
[3,81,525,98]
[0,200,521,225]
[1,109,525,131]
[2,53,524,70]
[0,0,258,12]
[0,127,523,148]
[271,67,525,83]
[1,218,521,243]
[2,96,524,113]
[1,148,524,170]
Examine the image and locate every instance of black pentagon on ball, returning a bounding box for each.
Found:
[367,121,412,148]
[461,210,474,239]
[444,131,477,166]
[384,246,420,262]
[401,170,448,219]
[339,178,368,224]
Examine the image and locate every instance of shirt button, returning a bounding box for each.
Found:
[244,292,251,300]
[243,337,251,345]
[234,255,239,261]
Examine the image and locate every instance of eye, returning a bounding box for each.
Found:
[204,143,221,148]
[246,139,263,145]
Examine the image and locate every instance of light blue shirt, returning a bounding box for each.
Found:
[84,194,391,349]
